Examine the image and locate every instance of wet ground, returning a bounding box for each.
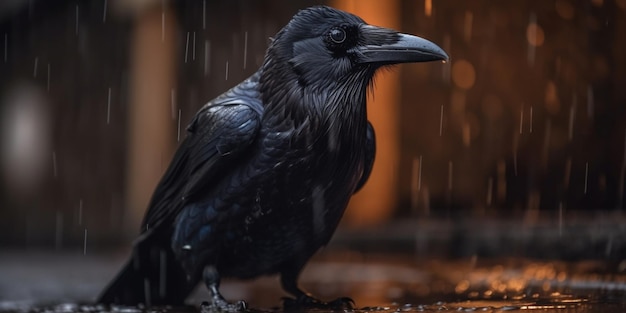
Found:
[1,216,625,313]
[1,251,625,313]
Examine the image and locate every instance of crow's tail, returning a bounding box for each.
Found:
[97,236,198,306]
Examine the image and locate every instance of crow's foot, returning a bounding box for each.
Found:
[283,295,354,310]
[201,299,247,312]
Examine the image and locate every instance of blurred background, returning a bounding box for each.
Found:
[0,0,626,310]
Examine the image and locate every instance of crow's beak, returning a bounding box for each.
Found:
[359,26,449,65]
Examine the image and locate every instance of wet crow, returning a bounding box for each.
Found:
[98,5,447,310]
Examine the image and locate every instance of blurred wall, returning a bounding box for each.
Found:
[0,0,625,250]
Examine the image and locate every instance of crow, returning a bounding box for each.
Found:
[98,5,447,311]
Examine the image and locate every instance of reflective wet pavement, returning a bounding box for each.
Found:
[1,250,624,313]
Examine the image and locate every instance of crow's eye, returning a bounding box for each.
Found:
[329,27,346,44]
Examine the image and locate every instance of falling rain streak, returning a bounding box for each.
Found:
[448,161,453,191]
[184,32,190,63]
[527,13,537,66]
[192,32,196,61]
[243,31,248,69]
[103,0,107,23]
[161,0,165,42]
[47,63,50,91]
[410,156,422,210]
[33,57,38,77]
[171,88,176,119]
[83,229,87,255]
[202,0,206,30]
[3,33,6,63]
[519,107,524,134]
[529,106,533,133]
[204,40,211,76]
[52,151,58,178]
[107,87,112,124]
[75,5,79,36]
[55,211,63,250]
[486,177,493,206]
[569,96,576,141]
[439,104,444,136]
[463,11,473,42]
[225,61,229,80]
[78,199,83,226]
[177,109,181,142]
[583,162,589,194]
[558,202,563,237]
[587,85,594,118]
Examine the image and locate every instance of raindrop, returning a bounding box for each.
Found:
[52,151,58,178]
[486,177,493,206]
[75,5,79,36]
[448,161,453,191]
[177,109,181,142]
[418,156,422,191]
[107,87,112,124]
[33,57,38,77]
[584,162,589,194]
[225,61,229,80]
[83,228,87,255]
[564,157,572,189]
[184,32,190,63]
[243,31,248,69]
[513,135,519,176]
[543,119,551,163]
[568,95,576,141]
[463,11,473,42]
[519,106,523,134]
[161,0,166,42]
[587,85,594,118]
[171,88,176,119]
[620,131,626,206]
[47,63,50,91]
[558,202,563,237]
[192,32,197,61]
[529,106,533,133]
[204,40,211,76]
[78,199,83,226]
[439,104,444,136]
[526,13,541,66]
[202,0,206,30]
[442,34,451,82]
[103,0,107,23]
[410,156,422,210]
[55,211,63,250]
[144,279,152,305]
[3,33,7,63]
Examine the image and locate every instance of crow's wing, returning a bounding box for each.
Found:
[354,121,375,193]
[140,75,263,233]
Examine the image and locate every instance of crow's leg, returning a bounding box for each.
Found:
[201,266,247,312]
[280,263,354,310]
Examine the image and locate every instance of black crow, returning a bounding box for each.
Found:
[98,5,447,310]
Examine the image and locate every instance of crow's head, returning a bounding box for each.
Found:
[261,6,448,97]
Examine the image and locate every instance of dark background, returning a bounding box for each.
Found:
[0,0,625,260]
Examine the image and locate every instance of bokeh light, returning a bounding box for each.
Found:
[526,22,545,47]
[451,59,476,90]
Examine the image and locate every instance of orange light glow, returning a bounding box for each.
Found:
[332,0,400,226]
